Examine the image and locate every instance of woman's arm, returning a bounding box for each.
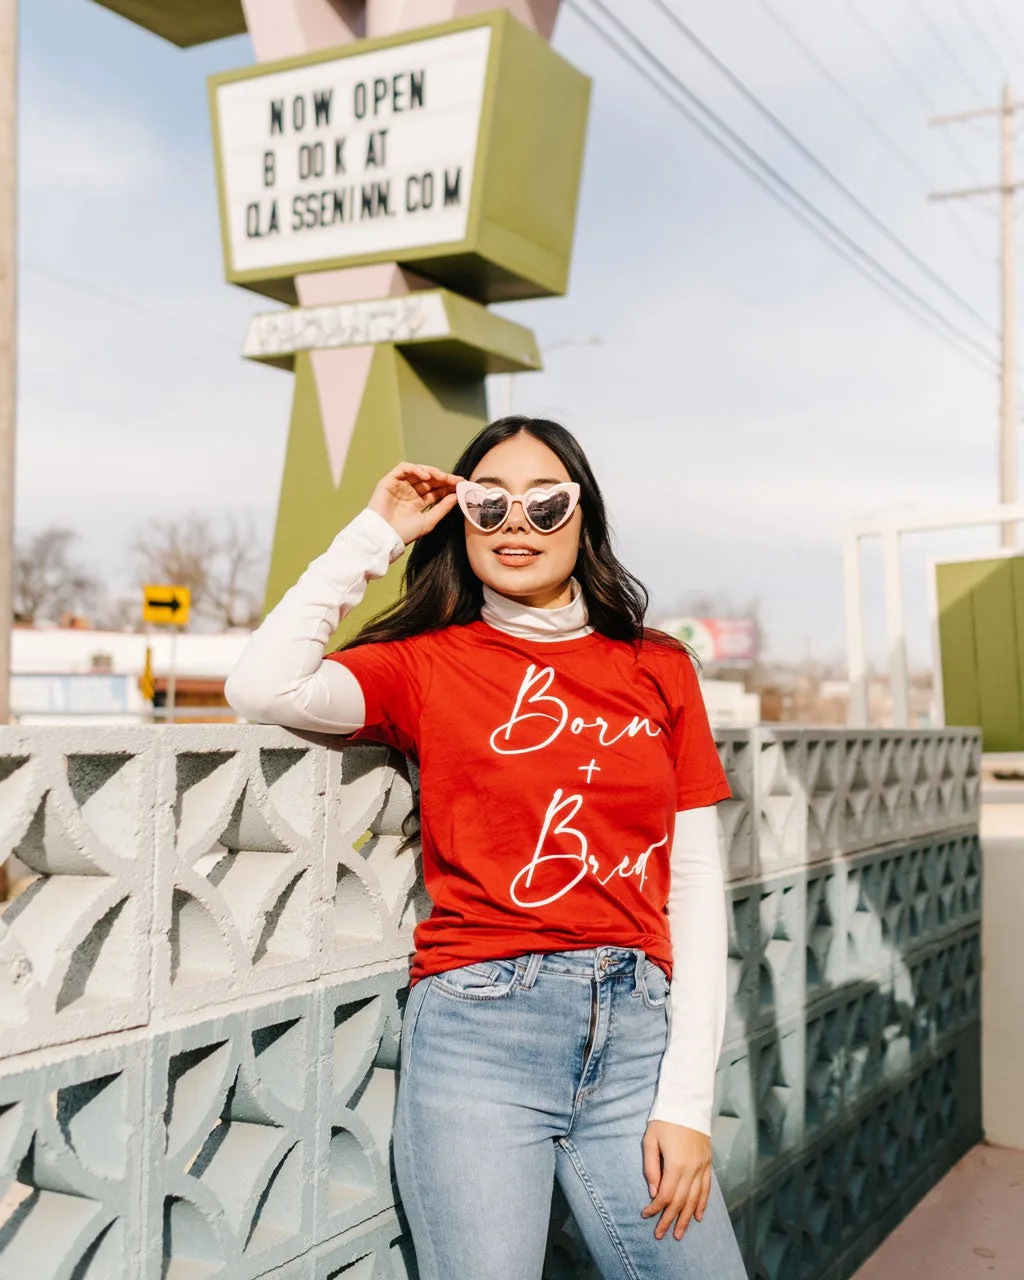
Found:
[224,507,405,732]
[225,461,462,733]
[649,804,728,1135]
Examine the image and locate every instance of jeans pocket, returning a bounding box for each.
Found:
[398,976,431,1078]
[637,956,670,1010]
[431,959,520,1002]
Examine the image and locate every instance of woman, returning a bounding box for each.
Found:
[226,417,747,1280]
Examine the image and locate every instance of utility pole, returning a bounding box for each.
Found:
[931,86,1022,548]
[0,0,16,723]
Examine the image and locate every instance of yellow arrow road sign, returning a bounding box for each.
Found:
[143,585,191,626]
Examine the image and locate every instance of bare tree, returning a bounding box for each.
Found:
[205,514,266,629]
[132,512,267,628]
[14,526,99,624]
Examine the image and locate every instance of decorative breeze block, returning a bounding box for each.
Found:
[0,1033,147,1278]
[0,729,156,1060]
[153,728,328,1016]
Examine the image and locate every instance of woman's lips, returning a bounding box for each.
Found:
[493,547,541,566]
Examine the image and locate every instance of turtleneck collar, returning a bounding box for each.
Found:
[480,576,594,642]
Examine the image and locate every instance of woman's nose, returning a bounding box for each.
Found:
[503,500,528,528]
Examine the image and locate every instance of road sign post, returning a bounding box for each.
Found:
[167,626,178,724]
[142,586,190,725]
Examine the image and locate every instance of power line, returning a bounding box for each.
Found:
[564,0,998,373]
[23,261,242,348]
[976,0,1024,67]
[645,0,995,333]
[757,0,990,267]
[910,0,987,103]
[846,0,984,185]
[954,0,1007,75]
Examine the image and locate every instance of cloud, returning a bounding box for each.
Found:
[20,67,163,193]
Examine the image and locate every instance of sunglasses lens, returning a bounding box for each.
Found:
[526,489,572,531]
[463,489,509,530]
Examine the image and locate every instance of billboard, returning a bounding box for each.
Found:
[657,617,759,665]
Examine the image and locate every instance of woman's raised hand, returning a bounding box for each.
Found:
[368,461,464,546]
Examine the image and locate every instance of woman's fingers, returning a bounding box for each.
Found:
[642,1130,662,1200]
[387,462,463,507]
[642,1160,709,1241]
[695,1168,711,1222]
[653,1169,696,1240]
[390,460,463,487]
[669,1178,703,1241]
[411,475,458,500]
[420,491,459,532]
[368,460,463,544]
[641,1157,681,1224]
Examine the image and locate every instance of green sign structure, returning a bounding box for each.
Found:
[206,11,591,637]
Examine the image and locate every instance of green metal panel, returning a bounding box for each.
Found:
[91,0,245,47]
[207,11,591,303]
[936,562,980,731]
[936,557,1024,751]
[972,560,1023,750]
[1011,558,1024,706]
[474,14,591,297]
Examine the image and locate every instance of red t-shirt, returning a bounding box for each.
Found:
[327,621,730,983]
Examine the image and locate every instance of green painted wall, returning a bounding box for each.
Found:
[92,0,245,47]
[263,345,487,644]
[936,556,1024,750]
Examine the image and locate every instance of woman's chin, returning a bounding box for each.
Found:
[481,567,574,607]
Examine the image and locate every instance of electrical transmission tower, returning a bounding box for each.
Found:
[931,86,1023,547]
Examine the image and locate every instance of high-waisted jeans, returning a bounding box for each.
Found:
[392,945,747,1279]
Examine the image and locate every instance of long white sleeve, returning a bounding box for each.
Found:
[224,507,406,732]
[648,805,728,1137]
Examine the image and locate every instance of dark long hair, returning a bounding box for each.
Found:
[339,416,689,656]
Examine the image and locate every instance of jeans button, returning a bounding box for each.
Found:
[599,955,610,971]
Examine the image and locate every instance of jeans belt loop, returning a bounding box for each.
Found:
[632,948,646,997]
[521,952,543,990]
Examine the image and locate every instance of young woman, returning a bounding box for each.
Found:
[225,417,747,1280]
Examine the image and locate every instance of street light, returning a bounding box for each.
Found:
[497,333,602,417]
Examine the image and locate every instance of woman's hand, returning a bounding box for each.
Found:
[641,1120,713,1241]
[368,461,463,546]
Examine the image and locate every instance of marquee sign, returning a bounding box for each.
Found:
[209,13,591,303]
[215,27,490,278]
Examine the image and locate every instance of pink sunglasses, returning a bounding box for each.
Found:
[455,479,581,533]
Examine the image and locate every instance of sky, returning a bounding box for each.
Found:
[15,0,1024,665]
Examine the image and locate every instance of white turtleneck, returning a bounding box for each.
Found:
[480,576,593,641]
[226,506,728,1138]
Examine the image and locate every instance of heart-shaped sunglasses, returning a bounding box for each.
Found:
[455,480,581,533]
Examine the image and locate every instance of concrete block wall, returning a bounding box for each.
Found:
[0,724,980,1279]
[542,727,982,1280]
[714,728,981,1280]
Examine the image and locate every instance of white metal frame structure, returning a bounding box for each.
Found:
[844,503,1024,728]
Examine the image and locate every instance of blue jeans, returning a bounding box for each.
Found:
[393,945,747,1279]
